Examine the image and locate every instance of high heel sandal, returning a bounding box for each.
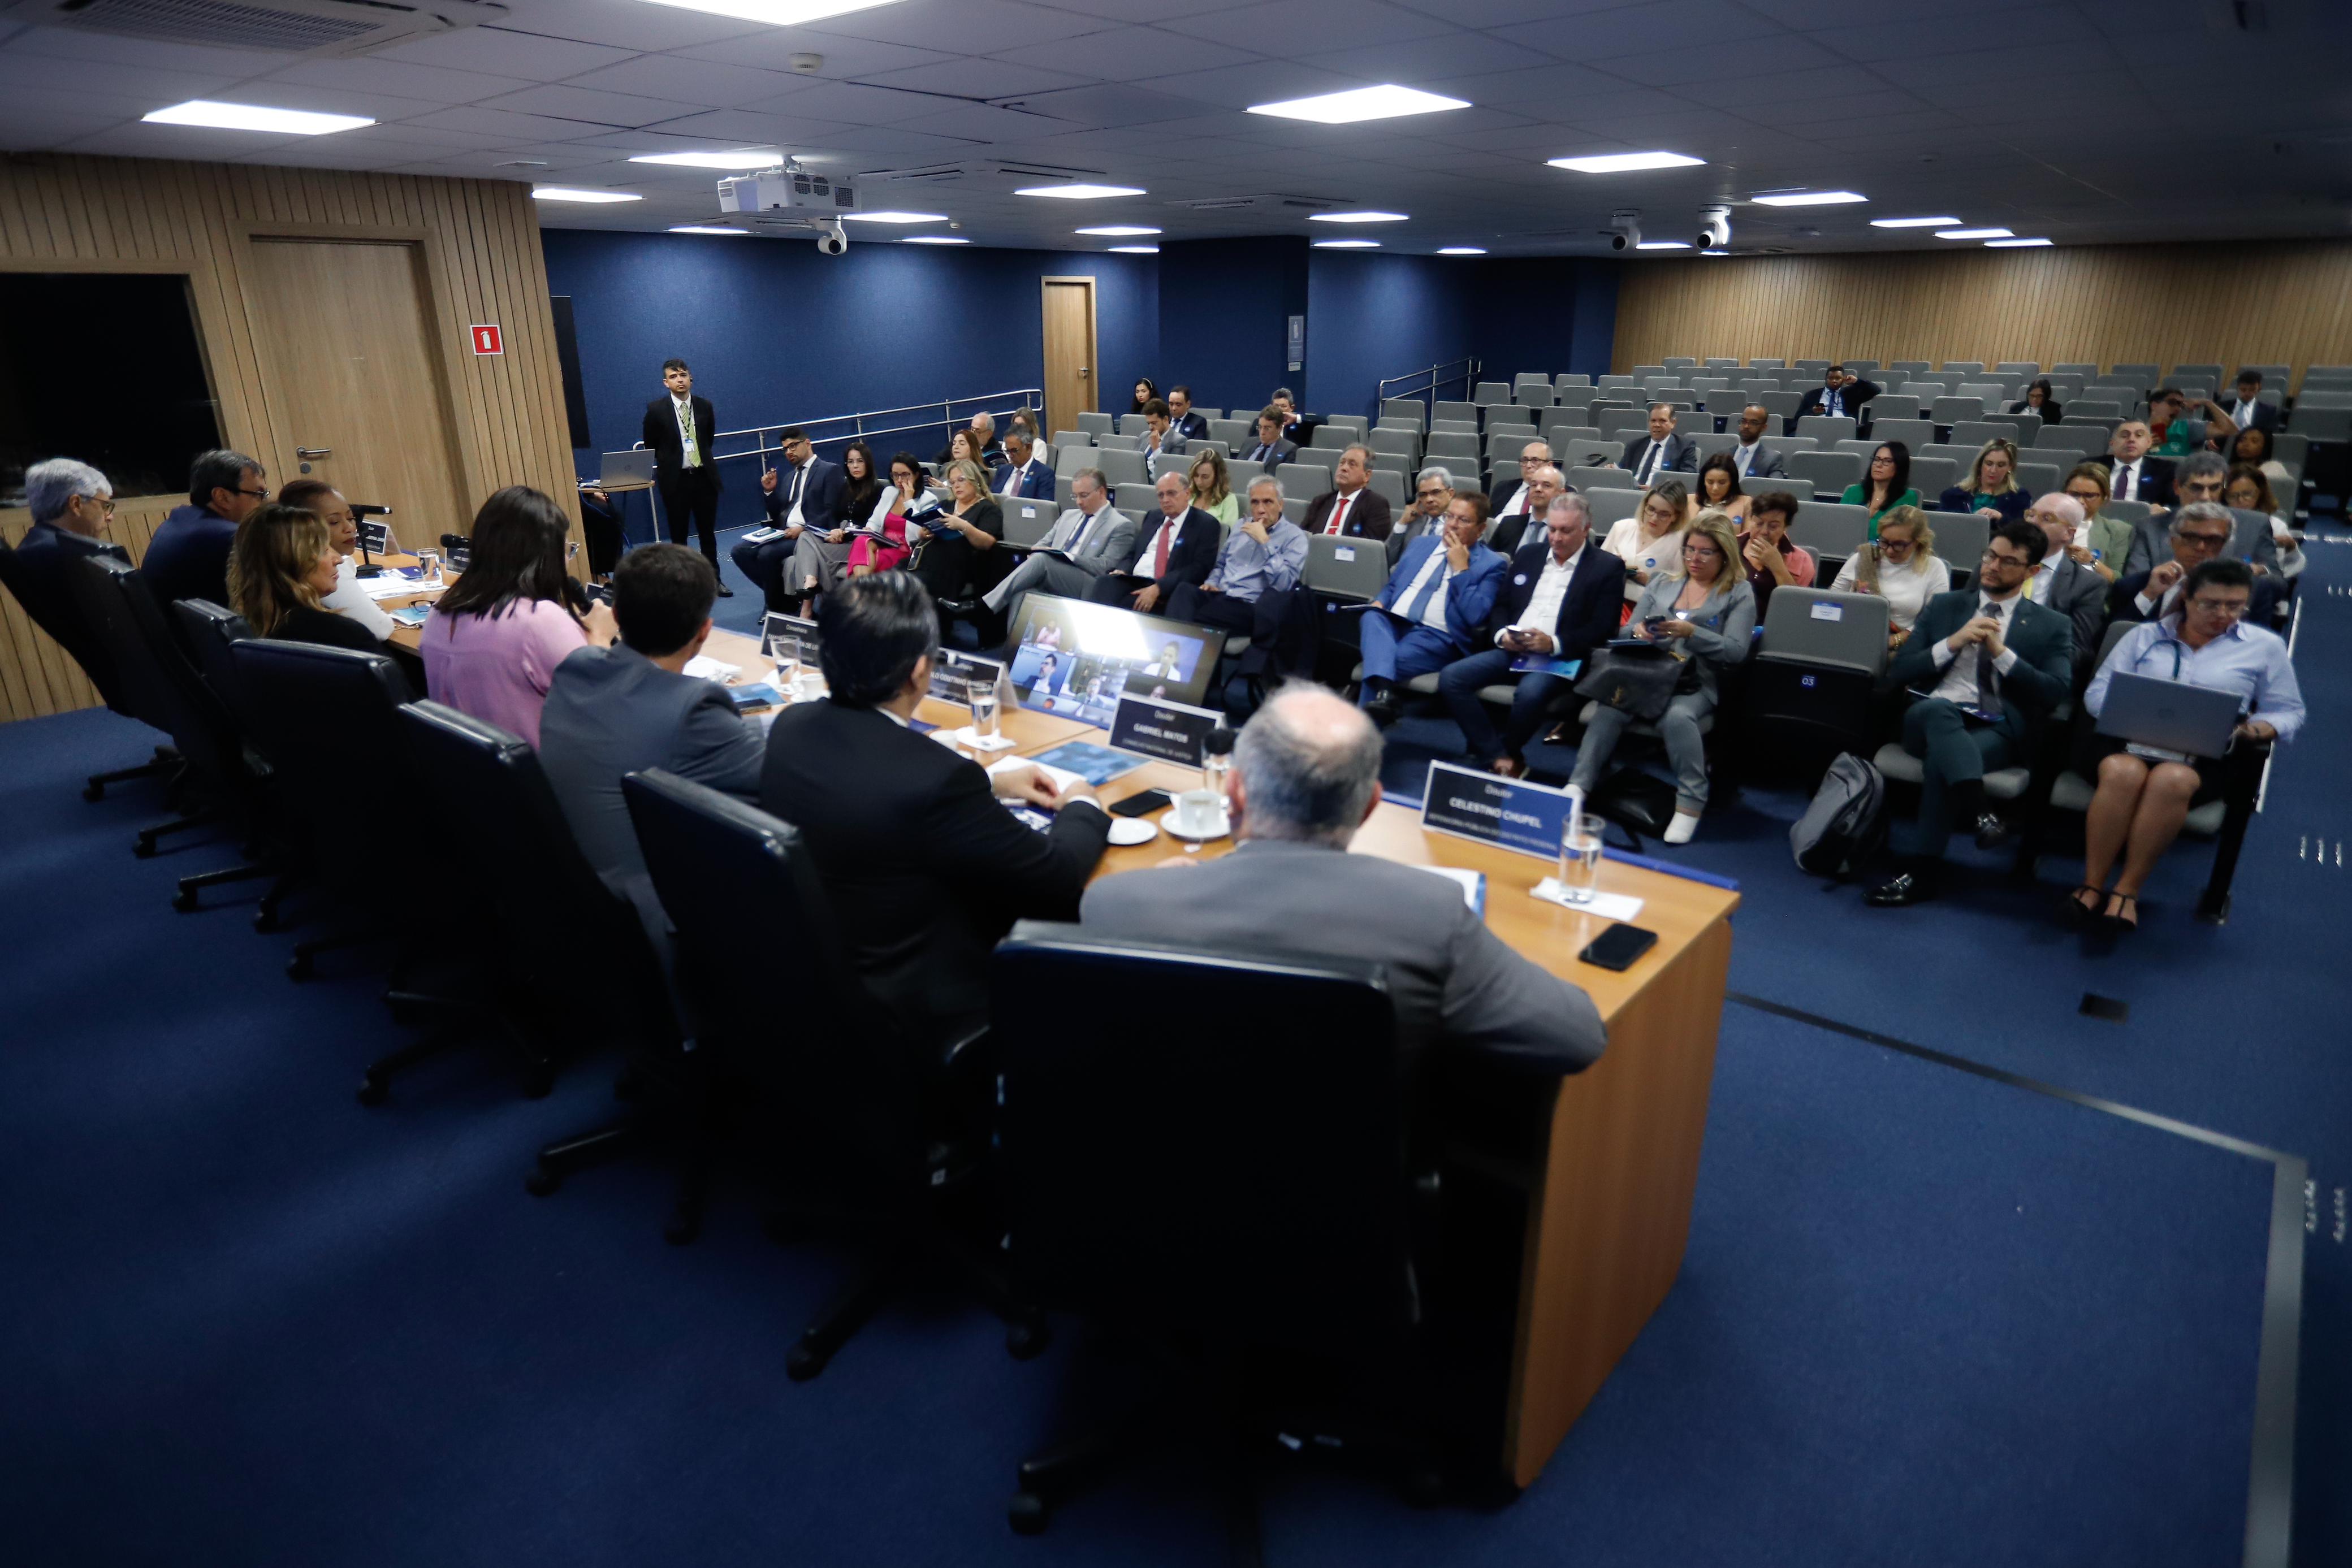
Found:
[2101,891,2140,934]
[2063,885,2104,928]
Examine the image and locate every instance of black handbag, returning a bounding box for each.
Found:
[1573,644,1681,721]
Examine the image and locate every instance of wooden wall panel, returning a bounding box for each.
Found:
[0,151,577,725]
[1610,241,2352,390]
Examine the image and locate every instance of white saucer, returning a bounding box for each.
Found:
[1104,816,1158,847]
[952,727,1019,751]
[1160,809,1231,843]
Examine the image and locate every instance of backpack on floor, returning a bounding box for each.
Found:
[1791,752,1886,877]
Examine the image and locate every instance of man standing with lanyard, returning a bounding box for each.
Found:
[642,357,731,595]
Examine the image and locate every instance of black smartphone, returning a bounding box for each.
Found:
[1110,788,1173,817]
[1579,922,1658,972]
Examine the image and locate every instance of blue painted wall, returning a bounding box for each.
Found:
[1305,251,1478,423]
[541,229,1618,524]
[542,228,1155,525]
[1154,237,1309,420]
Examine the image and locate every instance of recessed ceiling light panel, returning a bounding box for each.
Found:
[1751,190,1867,206]
[1247,85,1469,124]
[1014,183,1145,200]
[630,150,782,169]
[1076,226,1161,236]
[1935,227,2011,240]
[533,188,642,203]
[1437,246,1486,255]
[1308,211,1409,224]
[1870,216,1961,228]
[669,226,747,235]
[1547,151,1704,174]
[638,0,909,23]
[1312,239,1379,249]
[903,235,969,244]
[1108,245,1160,254]
[142,101,373,136]
[1986,237,2053,247]
[841,210,947,223]
[1636,240,1690,250]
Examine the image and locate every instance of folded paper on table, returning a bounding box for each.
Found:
[1412,864,1487,915]
[682,655,741,682]
[1530,879,1644,920]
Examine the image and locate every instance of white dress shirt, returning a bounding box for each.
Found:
[1927,590,2023,706]
[1391,544,1458,630]
[1634,440,1668,483]
[672,393,702,467]
[2111,456,2145,498]
[1733,441,1764,477]
[2133,577,2185,620]
[322,556,396,639]
[1135,511,1187,575]
[1498,484,1531,519]
[2027,548,2064,604]
[1499,545,1582,646]
[1320,488,1365,535]
[779,456,810,529]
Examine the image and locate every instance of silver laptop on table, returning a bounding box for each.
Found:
[599,449,656,489]
[2095,673,2242,759]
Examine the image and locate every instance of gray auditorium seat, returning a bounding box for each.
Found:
[1795,414,1857,445]
[1868,418,1935,452]
[1906,456,1958,498]
[1787,451,1862,497]
[1277,464,1332,501]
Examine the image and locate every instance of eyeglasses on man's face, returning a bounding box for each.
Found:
[1981,548,2034,569]
[2180,530,2231,550]
[2186,594,2250,618]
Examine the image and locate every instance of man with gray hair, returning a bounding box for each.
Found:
[1169,475,1307,640]
[6,457,127,686]
[2121,450,2276,577]
[1389,464,1456,566]
[2107,501,2281,629]
[1078,681,1605,1078]
[1487,438,1554,524]
[974,466,1136,623]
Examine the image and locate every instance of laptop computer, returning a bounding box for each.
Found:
[598,449,656,489]
[2095,672,2242,759]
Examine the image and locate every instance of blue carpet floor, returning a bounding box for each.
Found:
[3,518,2343,1563]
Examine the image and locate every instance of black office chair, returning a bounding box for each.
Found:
[622,766,1039,1376]
[395,700,676,1106]
[66,558,273,907]
[173,600,301,931]
[0,534,179,802]
[989,925,1440,1543]
[225,637,423,990]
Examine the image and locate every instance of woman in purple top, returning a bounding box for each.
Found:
[422,486,616,748]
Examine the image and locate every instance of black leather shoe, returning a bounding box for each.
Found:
[1362,686,1398,727]
[937,597,979,617]
[1972,812,2012,851]
[1865,871,1935,907]
[715,582,735,597]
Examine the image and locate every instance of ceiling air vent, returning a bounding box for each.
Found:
[1169,194,1342,214]
[863,161,1104,188]
[15,0,505,56]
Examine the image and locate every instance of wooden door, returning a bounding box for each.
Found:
[243,239,468,553]
[1040,276,1097,438]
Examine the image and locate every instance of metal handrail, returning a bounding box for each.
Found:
[704,387,1046,465]
[1374,357,1481,417]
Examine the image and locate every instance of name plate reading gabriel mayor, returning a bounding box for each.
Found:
[1109,694,1225,768]
[1418,760,1578,861]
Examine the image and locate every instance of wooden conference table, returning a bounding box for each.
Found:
[386,575,1739,1491]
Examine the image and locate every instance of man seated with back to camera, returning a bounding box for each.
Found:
[1079,682,1605,1091]
[1355,491,1506,729]
[1865,521,2074,908]
[1166,475,1308,642]
[2108,501,2282,630]
[1084,469,1219,613]
[1439,491,1626,779]
[539,542,764,945]
[762,573,1110,1052]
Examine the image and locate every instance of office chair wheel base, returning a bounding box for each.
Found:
[172,888,200,913]
[524,1161,560,1197]
[1007,1491,1049,1535]
[286,954,314,981]
[356,1072,389,1107]
[1005,1318,1051,1361]
[785,1341,829,1382]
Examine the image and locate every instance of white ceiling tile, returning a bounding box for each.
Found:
[1130,58,1366,110]
[1008,84,1218,127]
[748,79,948,127]
[866,58,1092,97]
[615,109,870,145]
[1015,25,1261,83]
[371,27,637,81]
[1808,7,2110,63]
[1387,0,1640,23]
[892,102,1071,141]
[478,84,709,128]
[270,57,539,105]
[799,0,1118,53]
[1159,0,1450,55]
[404,104,638,142]
[1297,29,1540,83]
[0,23,287,76]
[1494,1,1783,61]
[472,0,769,51]
[1599,32,1845,85]
[556,54,814,108]
[671,34,961,78]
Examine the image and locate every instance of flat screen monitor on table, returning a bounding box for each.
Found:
[1002,594,1225,727]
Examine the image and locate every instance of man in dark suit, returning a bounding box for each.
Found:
[2108,503,2281,629]
[144,449,267,631]
[1080,683,1605,1084]
[1727,403,1791,479]
[1166,385,1210,443]
[1486,465,1564,560]
[2021,493,2110,657]
[1620,404,1697,484]
[5,458,129,692]
[1299,445,1393,541]
[1866,521,2075,907]
[1357,491,1506,727]
[729,427,845,613]
[642,357,725,583]
[2103,422,2174,508]
[2117,454,2277,577]
[1795,364,1880,421]
[1438,492,1626,774]
[1084,469,1218,612]
[762,573,1110,1050]
[2218,371,2281,436]
[1486,438,1553,526]
[992,428,1054,500]
[1240,408,1297,469]
[539,543,763,947]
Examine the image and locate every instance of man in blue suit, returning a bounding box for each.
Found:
[992,428,1054,500]
[144,449,267,638]
[731,426,846,613]
[1357,491,1506,728]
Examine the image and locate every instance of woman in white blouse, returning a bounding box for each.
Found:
[277,478,395,639]
[1828,505,1949,648]
[1599,479,1689,602]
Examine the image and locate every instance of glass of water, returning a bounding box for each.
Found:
[416,548,440,583]
[969,679,1001,742]
[773,634,801,691]
[1557,813,1606,904]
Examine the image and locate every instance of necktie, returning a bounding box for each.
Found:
[789,464,804,508]
[2113,465,2129,499]
[1975,600,2004,711]
[1827,389,1842,416]
[1736,446,1751,476]
[1065,509,1090,557]
[1153,517,1173,575]
[680,401,699,466]
[1326,495,1350,535]
[1638,442,1659,483]
[1401,553,1446,625]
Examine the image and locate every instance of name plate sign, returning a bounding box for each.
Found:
[357,518,395,556]
[1109,694,1223,767]
[1419,760,1577,861]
